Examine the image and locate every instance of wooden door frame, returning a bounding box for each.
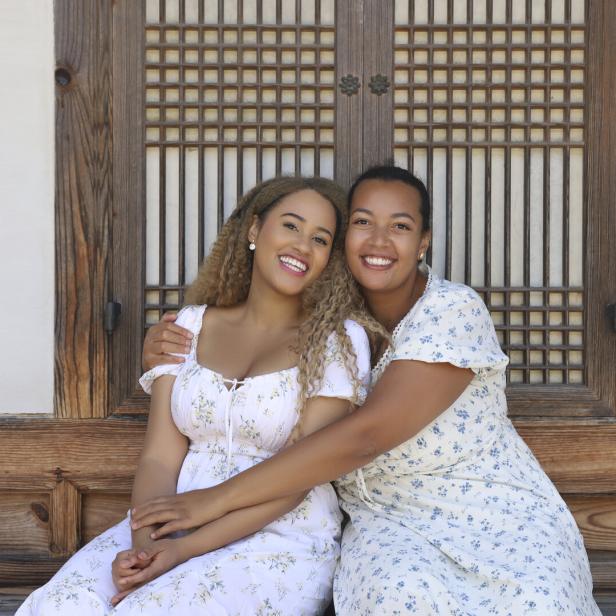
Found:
[0,0,614,600]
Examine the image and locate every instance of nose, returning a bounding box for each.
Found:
[367,224,390,248]
[292,230,312,256]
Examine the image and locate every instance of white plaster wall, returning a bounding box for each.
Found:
[0,0,54,413]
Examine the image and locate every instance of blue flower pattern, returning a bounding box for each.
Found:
[333,270,600,615]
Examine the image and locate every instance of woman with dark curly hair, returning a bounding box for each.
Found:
[18,177,384,615]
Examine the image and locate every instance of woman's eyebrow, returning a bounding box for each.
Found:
[351,207,373,216]
[352,208,416,224]
[280,212,334,238]
[391,212,417,223]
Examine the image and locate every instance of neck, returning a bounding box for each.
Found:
[242,280,303,331]
[363,268,426,332]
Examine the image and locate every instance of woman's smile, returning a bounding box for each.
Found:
[278,254,309,276]
[361,255,396,270]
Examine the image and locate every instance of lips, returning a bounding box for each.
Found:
[279,255,309,275]
[361,255,395,269]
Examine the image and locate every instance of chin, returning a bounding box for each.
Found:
[352,277,390,293]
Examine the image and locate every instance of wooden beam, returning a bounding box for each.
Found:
[54,0,113,418]
[0,419,144,489]
[515,420,616,493]
[49,481,80,556]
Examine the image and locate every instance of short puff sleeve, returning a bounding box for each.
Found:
[139,304,205,394]
[310,319,371,404]
[392,282,508,375]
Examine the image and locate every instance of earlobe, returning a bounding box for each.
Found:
[248,215,260,244]
[419,231,431,261]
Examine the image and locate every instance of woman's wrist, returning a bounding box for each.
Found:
[214,480,237,517]
[131,526,157,551]
[174,533,200,562]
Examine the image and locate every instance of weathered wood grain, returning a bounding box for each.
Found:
[514,420,616,493]
[586,0,616,414]
[589,551,616,590]
[565,496,616,551]
[0,560,66,587]
[82,492,131,543]
[109,0,148,415]
[0,419,144,489]
[49,481,80,556]
[362,0,394,169]
[0,493,50,555]
[2,418,614,491]
[334,0,364,188]
[54,0,112,418]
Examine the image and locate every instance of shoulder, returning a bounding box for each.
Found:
[418,277,488,323]
[430,276,483,308]
[324,320,370,371]
[342,319,369,343]
[175,304,207,334]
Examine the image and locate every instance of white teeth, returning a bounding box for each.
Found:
[279,256,307,272]
[364,256,393,266]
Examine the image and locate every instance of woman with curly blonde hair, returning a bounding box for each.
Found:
[19,177,383,616]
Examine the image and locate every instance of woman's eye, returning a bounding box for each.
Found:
[313,236,328,246]
[352,218,369,225]
[394,223,411,231]
[283,222,298,231]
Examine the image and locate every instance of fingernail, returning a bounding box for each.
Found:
[139,551,148,559]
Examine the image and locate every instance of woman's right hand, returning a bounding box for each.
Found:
[142,313,193,371]
[130,487,228,539]
[111,548,153,591]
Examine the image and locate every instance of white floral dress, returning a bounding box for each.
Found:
[334,269,600,616]
[19,306,371,616]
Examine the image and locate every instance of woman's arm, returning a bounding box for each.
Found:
[132,394,352,539]
[118,395,352,591]
[219,360,472,509]
[131,360,472,531]
[130,375,188,549]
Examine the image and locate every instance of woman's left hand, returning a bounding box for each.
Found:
[130,488,226,539]
[110,539,186,605]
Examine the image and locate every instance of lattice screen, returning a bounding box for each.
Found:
[393,0,586,385]
[144,0,336,324]
[142,0,587,388]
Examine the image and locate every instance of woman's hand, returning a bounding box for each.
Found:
[142,313,193,371]
[130,488,226,539]
[111,548,153,591]
[110,539,186,605]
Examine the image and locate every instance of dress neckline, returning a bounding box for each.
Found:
[189,304,299,390]
[371,265,435,377]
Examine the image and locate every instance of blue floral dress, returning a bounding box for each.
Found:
[18,306,371,616]
[333,269,600,616]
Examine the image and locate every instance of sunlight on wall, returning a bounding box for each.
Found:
[0,0,54,413]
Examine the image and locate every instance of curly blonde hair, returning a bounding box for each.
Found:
[184,176,385,412]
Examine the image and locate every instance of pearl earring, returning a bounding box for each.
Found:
[249,242,256,251]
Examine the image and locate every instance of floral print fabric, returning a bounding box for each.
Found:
[18,306,371,616]
[333,269,600,616]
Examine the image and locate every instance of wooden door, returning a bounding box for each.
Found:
[1,1,614,610]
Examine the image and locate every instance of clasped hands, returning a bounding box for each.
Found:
[110,488,224,605]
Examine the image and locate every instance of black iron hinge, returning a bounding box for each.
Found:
[104,301,122,334]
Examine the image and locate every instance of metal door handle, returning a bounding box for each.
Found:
[368,74,390,95]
